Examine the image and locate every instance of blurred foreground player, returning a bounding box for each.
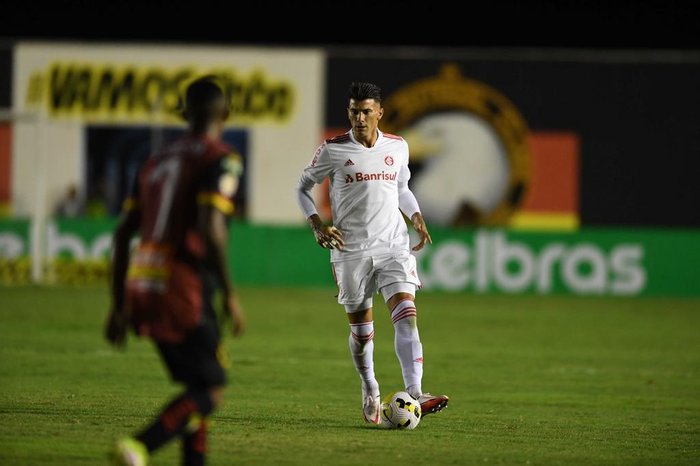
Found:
[105,76,244,465]
[296,82,448,425]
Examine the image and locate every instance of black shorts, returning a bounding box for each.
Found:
[156,316,226,388]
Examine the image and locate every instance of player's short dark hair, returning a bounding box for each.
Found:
[348,82,382,104]
[183,75,229,123]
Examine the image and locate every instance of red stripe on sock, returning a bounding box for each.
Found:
[161,397,198,432]
[390,299,414,314]
[392,308,416,324]
[352,331,374,341]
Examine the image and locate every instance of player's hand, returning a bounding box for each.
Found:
[313,225,345,250]
[411,213,432,251]
[105,308,129,349]
[225,294,246,337]
[307,214,344,250]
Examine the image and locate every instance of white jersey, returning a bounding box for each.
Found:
[298,129,413,262]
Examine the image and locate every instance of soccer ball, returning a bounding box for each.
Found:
[380,391,421,430]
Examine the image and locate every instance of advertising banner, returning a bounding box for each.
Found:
[0,218,29,258]
[414,228,699,297]
[1,219,698,296]
[0,218,30,283]
[12,43,324,223]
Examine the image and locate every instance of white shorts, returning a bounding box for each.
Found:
[331,252,422,312]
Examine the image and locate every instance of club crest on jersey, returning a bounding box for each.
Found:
[384,156,394,166]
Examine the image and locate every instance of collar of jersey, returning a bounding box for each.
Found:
[348,128,383,149]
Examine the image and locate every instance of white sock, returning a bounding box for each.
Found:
[406,384,422,399]
[349,321,379,398]
[391,300,423,395]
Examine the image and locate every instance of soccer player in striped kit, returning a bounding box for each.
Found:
[105,76,244,465]
[296,82,448,424]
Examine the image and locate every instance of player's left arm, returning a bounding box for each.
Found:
[398,146,432,252]
[197,153,245,337]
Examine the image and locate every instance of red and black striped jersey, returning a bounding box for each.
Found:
[125,133,242,256]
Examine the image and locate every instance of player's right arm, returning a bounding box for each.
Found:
[296,143,344,250]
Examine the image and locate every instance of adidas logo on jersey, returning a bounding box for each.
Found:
[344,159,355,166]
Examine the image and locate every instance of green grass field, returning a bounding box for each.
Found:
[1,285,699,465]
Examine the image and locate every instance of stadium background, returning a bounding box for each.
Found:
[0,38,698,296]
[0,0,700,296]
[1,4,699,465]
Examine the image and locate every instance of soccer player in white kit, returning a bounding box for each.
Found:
[296,82,449,424]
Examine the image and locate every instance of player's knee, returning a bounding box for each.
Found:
[390,299,419,336]
[348,320,375,350]
[386,292,415,312]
